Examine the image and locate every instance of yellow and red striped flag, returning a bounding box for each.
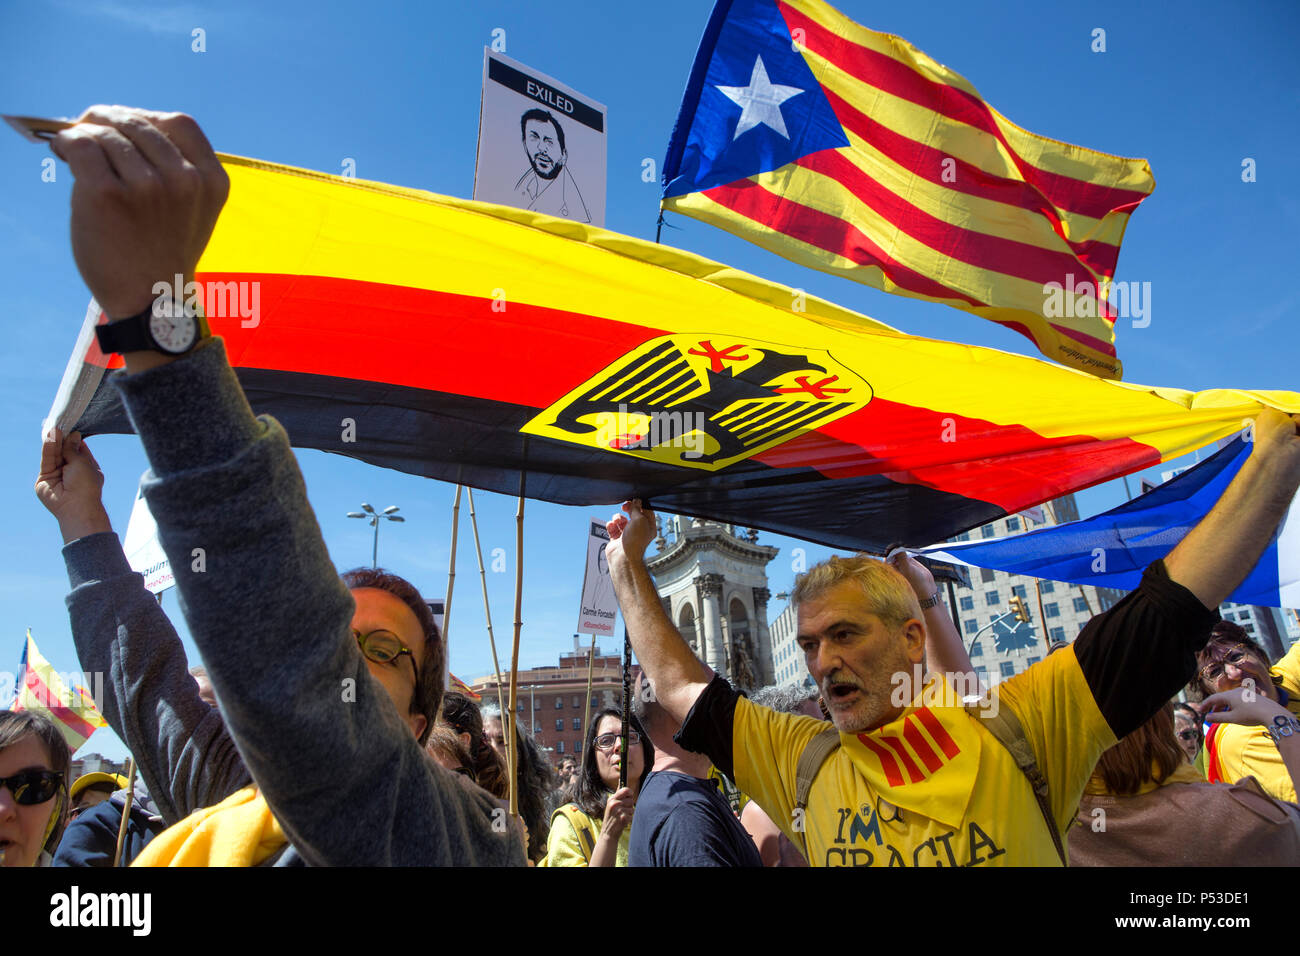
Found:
[13,630,106,751]
[661,0,1154,378]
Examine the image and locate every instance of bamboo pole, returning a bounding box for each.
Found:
[581,631,597,748]
[506,479,525,820]
[467,487,508,720]
[443,485,463,677]
[112,757,136,867]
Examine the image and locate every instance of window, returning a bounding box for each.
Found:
[980,568,996,584]
[981,525,996,539]
[591,696,599,709]
[1050,626,1066,642]
[557,741,565,754]
[986,591,1000,606]
[516,700,525,712]
[969,640,983,658]
[1006,517,1021,532]
[955,532,970,542]
[1073,597,1089,613]
[975,665,988,682]
[1243,623,1256,634]
[1000,661,1016,678]
[572,695,581,708]
[1045,603,1060,618]
[574,739,581,754]
[1027,656,1041,666]
[959,596,974,611]
[1012,584,1027,598]
[555,718,563,731]
[572,718,581,730]
[1040,581,1054,594]
[964,619,978,634]
[555,696,563,709]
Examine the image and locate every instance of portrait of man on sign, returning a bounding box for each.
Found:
[514,108,591,223]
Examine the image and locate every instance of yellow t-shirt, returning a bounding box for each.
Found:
[1205,640,1300,802]
[541,803,630,867]
[732,645,1115,866]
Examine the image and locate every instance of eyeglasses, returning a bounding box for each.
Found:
[353,629,420,685]
[594,731,641,752]
[1175,730,1199,743]
[0,769,63,805]
[1198,643,1254,684]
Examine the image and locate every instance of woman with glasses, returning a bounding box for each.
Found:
[0,710,72,867]
[1172,702,1203,765]
[542,708,653,867]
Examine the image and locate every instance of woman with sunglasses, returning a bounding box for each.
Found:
[543,708,653,867]
[0,710,72,867]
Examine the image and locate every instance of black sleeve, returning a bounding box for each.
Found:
[1073,559,1220,739]
[674,675,742,780]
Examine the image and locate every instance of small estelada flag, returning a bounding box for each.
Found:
[13,630,107,750]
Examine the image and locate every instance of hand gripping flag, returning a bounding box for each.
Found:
[919,438,1300,608]
[661,0,1155,378]
[52,153,1295,554]
[13,630,107,750]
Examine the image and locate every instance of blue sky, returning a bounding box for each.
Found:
[1,0,1296,758]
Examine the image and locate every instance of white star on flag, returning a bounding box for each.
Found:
[717,55,804,140]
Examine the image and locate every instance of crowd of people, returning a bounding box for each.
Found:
[3,105,1300,868]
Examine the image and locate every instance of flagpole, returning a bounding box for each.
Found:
[619,626,631,790]
[444,485,463,672]
[1035,580,1050,656]
[112,757,136,867]
[581,631,597,750]
[655,210,665,244]
[467,487,507,719]
[506,466,526,822]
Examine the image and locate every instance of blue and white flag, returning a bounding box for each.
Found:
[920,438,1299,608]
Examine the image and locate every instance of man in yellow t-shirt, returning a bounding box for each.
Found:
[1197,622,1300,801]
[604,411,1300,867]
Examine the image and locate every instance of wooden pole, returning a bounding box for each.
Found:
[581,631,597,749]
[112,757,136,867]
[506,476,525,821]
[443,485,463,677]
[467,487,507,719]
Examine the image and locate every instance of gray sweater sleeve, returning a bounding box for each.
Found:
[63,532,251,825]
[111,338,524,866]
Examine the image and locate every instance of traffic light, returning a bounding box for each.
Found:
[1009,594,1031,624]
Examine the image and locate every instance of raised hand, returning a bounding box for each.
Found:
[36,429,112,543]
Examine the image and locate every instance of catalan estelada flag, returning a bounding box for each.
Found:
[660,0,1155,378]
[56,154,1296,554]
[13,630,106,750]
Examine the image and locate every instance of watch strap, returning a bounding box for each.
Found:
[94,307,155,354]
[918,590,941,609]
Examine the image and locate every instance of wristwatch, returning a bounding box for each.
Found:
[918,590,941,609]
[95,294,208,356]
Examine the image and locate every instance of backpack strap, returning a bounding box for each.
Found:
[965,696,1067,867]
[551,804,597,864]
[793,726,842,862]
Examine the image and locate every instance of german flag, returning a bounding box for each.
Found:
[661,0,1155,378]
[62,155,1295,554]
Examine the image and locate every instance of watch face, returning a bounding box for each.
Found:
[148,310,198,354]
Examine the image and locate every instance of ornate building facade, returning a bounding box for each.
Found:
[646,515,778,691]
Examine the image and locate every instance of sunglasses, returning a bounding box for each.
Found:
[594,731,641,752]
[0,769,63,805]
[353,629,420,685]
[1198,643,1255,684]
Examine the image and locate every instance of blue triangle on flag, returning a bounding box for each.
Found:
[662,0,849,198]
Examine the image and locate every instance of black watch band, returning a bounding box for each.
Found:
[95,307,155,354]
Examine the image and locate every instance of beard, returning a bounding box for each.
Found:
[530,153,563,181]
[822,642,915,734]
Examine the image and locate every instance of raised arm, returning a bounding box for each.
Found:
[37,429,250,824]
[888,551,975,690]
[1164,410,1300,609]
[605,500,714,726]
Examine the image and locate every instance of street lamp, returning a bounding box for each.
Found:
[347,502,405,568]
